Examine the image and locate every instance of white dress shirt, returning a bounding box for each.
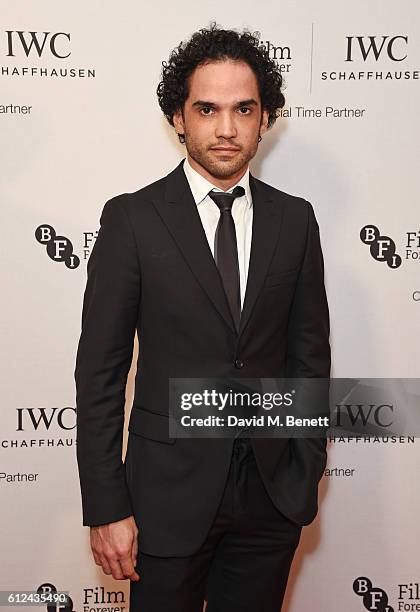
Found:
[182,156,253,310]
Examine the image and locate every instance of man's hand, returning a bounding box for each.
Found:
[90,515,140,581]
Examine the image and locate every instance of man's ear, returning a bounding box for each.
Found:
[173,108,185,137]
[259,109,269,137]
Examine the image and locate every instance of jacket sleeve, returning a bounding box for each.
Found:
[285,200,331,379]
[74,194,141,526]
[285,200,331,469]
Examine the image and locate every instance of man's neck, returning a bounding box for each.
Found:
[186,153,248,191]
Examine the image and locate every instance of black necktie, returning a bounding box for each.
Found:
[208,185,245,332]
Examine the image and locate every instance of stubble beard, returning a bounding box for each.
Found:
[184,132,260,179]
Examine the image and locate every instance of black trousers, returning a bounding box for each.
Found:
[130,438,302,612]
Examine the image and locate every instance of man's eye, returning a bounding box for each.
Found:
[238,107,251,114]
[200,107,213,115]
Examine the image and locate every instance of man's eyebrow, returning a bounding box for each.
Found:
[191,99,258,108]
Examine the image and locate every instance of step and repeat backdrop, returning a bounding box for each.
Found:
[1,1,419,611]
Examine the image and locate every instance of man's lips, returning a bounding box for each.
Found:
[210,147,240,151]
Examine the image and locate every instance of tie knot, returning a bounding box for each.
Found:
[208,185,245,212]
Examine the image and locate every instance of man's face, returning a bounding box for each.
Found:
[173,59,269,181]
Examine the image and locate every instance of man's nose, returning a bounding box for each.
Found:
[215,113,238,139]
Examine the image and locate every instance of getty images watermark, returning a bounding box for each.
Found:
[166,378,420,439]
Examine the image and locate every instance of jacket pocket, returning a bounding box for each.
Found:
[265,267,299,287]
[128,404,176,445]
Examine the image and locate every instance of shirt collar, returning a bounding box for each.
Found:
[183,156,252,209]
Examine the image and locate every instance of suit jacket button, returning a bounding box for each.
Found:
[234,359,244,369]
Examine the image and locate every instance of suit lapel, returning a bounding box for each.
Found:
[238,173,284,337]
[152,160,237,334]
[152,159,285,339]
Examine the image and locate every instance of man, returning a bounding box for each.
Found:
[75,22,330,612]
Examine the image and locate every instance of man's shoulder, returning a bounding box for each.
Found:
[252,174,312,216]
[104,171,169,215]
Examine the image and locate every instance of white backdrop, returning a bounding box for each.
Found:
[1,2,419,611]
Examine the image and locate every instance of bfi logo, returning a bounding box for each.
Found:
[35,224,80,269]
[360,225,402,269]
[353,576,394,611]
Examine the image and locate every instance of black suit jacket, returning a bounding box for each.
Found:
[75,158,331,556]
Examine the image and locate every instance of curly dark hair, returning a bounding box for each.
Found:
[156,21,286,144]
